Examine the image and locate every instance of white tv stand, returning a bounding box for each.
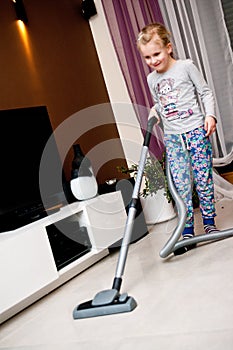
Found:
[0,192,127,324]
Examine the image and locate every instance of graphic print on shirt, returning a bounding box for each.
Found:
[156,78,193,121]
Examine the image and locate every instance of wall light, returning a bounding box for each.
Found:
[81,0,97,21]
[13,0,28,24]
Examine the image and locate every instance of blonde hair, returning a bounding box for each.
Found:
[137,22,174,57]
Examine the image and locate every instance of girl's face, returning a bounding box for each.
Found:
[140,34,174,73]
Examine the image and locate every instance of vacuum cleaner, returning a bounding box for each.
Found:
[73,116,158,319]
[159,156,233,258]
[73,115,233,319]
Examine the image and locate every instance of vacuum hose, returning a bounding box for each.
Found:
[160,158,233,258]
[159,157,187,258]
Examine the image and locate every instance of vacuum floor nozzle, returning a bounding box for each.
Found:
[73,289,137,319]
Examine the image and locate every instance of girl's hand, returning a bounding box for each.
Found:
[148,107,160,124]
[205,115,217,136]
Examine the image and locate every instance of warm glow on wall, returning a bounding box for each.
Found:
[16,20,31,57]
[16,17,42,89]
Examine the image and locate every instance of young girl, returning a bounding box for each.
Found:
[137,23,218,254]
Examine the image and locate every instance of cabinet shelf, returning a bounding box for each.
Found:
[0,192,126,324]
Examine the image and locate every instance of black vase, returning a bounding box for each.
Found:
[70,144,98,200]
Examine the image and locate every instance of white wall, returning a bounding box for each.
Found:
[89,0,144,165]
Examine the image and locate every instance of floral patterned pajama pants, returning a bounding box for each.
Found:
[164,126,216,229]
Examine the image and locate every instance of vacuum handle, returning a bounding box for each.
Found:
[143,116,158,147]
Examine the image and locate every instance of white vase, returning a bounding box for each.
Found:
[70,168,98,201]
[140,189,176,224]
[70,144,98,201]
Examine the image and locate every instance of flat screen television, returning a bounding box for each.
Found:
[0,106,68,232]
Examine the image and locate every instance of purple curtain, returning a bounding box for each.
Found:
[101,0,165,159]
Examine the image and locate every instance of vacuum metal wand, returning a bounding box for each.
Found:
[113,116,158,288]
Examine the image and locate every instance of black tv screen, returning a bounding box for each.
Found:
[0,106,67,232]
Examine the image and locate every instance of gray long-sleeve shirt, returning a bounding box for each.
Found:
[147,59,216,134]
